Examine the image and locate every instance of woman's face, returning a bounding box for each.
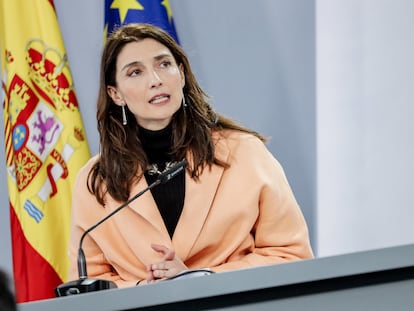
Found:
[108,38,185,130]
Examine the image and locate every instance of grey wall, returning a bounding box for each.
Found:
[0,0,316,277]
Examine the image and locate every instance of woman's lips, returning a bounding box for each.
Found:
[149,94,170,104]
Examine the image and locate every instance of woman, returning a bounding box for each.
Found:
[68,23,313,287]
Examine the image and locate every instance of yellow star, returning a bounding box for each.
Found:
[161,0,173,23]
[110,0,144,24]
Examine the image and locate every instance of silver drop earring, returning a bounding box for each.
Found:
[121,105,127,125]
[182,94,187,107]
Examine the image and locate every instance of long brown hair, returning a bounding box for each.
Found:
[89,23,265,205]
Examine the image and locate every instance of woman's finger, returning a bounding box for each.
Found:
[151,243,175,260]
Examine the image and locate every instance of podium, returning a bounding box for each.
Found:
[19,244,414,311]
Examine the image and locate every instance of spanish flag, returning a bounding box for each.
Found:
[0,0,90,302]
[104,0,179,42]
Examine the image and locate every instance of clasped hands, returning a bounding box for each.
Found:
[145,243,188,283]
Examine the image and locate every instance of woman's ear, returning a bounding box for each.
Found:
[107,86,124,106]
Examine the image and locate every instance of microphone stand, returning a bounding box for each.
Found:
[55,160,187,297]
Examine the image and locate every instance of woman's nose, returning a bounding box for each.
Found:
[149,70,162,88]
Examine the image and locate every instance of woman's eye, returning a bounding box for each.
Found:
[160,61,171,68]
[129,69,141,76]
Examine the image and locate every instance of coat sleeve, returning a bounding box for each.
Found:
[209,134,314,272]
[67,157,138,288]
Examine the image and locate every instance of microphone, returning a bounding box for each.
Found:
[55,160,188,297]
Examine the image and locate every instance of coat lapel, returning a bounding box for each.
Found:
[127,178,169,236]
[173,132,230,260]
[107,177,172,264]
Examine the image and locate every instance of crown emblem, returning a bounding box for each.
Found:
[25,39,79,111]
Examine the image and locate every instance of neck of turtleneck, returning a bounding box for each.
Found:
[138,123,173,165]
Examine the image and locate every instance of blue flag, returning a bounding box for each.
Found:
[104,0,179,43]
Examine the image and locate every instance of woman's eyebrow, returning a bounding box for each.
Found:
[154,53,173,61]
[120,54,172,72]
[120,61,141,72]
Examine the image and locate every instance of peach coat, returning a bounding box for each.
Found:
[68,130,313,287]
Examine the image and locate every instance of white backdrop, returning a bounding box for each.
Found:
[1,0,414,282]
[317,0,414,256]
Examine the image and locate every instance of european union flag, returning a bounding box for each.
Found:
[104,0,179,43]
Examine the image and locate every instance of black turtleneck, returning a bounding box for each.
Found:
[138,123,185,238]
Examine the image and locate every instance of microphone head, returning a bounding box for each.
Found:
[158,160,188,184]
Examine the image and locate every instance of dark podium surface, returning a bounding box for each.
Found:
[19,244,414,311]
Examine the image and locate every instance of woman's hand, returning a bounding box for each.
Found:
[146,243,188,282]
